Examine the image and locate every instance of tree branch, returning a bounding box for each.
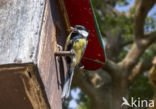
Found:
[119,41,145,70]
[120,30,156,70]
[134,0,156,40]
[103,59,122,78]
[73,69,97,99]
[105,29,125,62]
[121,40,133,47]
[73,69,112,109]
[128,59,152,84]
[97,2,126,17]
[125,0,139,17]
[148,56,156,88]
[142,30,156,46]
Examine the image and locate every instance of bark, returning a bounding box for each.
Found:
[111,74,129,109]
[134,0,156,40]
[0,0,67,108]
[148,57,156,109]
[128,59,152,84]
[73,69,112,109]
[106,30,125,62]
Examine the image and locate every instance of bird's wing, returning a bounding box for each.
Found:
[64,32,73,51]
[77,39,88,66]
[81,40,88,58]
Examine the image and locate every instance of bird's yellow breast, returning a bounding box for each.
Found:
[72,39,87,66]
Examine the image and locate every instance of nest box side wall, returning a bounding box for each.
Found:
[37,0,67,109]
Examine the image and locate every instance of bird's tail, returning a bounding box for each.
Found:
[61,66,75,99]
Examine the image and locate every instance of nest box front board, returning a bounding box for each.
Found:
[64,0,106,70]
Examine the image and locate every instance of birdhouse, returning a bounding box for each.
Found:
[0,0,106,109]
[0,0,66,109]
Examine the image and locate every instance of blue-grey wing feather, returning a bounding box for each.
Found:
[81,41,88,59]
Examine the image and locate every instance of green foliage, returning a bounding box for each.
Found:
[129,74,154,100]
[77,96,91,109]
[118,47,129,60]
[92,1,134,42]
[142,44,156,61]
[62,88,91,109]
[74,89,91,109]
[128,73,154,109]
[117,0,129,6]
[144,16,156,32]
[62,95,72,109]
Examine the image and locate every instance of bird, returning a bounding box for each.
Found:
[61,25,89,99]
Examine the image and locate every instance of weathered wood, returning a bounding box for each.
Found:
[37,0,67,108]
[0,0,67,108]
[0,0,45,64]
[0,63,50,109]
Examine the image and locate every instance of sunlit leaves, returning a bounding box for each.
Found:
[77,95,91,109]
[117,0,129,6]
[141,44,156,61]
[144,17,156,32]
[128,74,154,109]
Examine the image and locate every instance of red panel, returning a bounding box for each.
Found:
[64,0,105,70]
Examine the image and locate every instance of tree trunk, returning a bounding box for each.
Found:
[148,58,156,109]
[74,70,129,109]
[112,82,128,109]
[88,79,128,109]
[91,85,112,109]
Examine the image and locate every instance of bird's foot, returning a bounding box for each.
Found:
[79,66,84,69]
[70,49,75,53]
[68,26,74,32]
[78,63,84,69]
[57,44,63,51]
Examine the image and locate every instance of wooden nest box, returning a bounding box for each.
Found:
[0,0,67,109]
[0,0,106,108]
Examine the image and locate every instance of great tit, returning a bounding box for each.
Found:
[62,25,89,99]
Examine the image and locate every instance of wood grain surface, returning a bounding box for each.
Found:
[0,0,67,108]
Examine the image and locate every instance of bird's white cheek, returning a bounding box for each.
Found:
[82,31,89,37]
[79,30,89,37]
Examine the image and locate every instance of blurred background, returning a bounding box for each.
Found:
[63,0,156,109]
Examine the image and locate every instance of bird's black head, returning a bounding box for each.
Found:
[73,25,89,38]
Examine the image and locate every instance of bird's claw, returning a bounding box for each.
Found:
[79,66,84,69]
[68,26,74,31]
[57,44,63,51]
[78,63,84,69]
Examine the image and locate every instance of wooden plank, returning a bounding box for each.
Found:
[0,0,68,108]
[0,0,45,64]
[37,0,67,108]
[0,63,50,109]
